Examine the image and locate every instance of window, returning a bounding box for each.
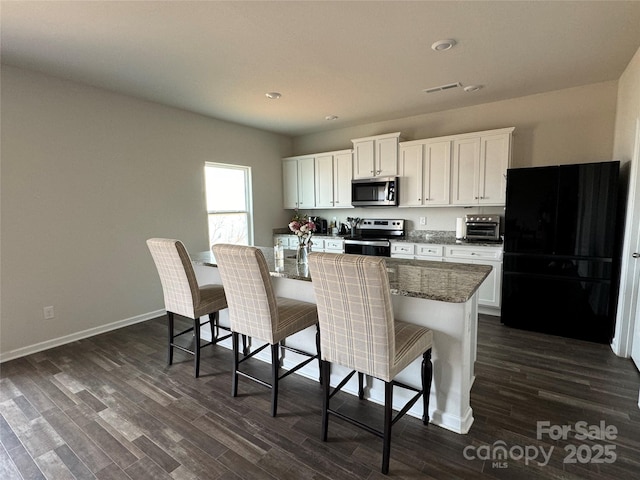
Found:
[205,162,253,246]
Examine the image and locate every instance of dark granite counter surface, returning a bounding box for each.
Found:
[192,247,491,304]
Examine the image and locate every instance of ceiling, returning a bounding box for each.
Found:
[2,1,640,137]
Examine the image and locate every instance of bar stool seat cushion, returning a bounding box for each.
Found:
[392,321,433,380]
[196,284,229,318]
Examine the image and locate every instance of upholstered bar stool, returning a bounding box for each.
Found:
[308,252,433,475]
[212,244,321,417]
[147,238,230,378]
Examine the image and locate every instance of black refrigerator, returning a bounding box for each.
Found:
[501,161,622,343]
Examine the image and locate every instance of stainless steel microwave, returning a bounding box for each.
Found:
[351,176,398,207]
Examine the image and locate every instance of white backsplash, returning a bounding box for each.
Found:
[292,206,505,234]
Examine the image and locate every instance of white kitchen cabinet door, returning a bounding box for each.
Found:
[451,137,481,205]
[352,133,400,179]
[283,156,315,209]
[282,158,299,209]
[390,243,416,257]
[424,140,451,205]
[399,144,423,207]
[314,154,335,208]
[315,151,353,209]
[353,139,375,179]
[377,135,399,177]
[297,156,316,209]
[479,133,510,205]
[444,257,502,308]
[333,151,353,208]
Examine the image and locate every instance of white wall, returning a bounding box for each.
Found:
[293,81,618,168]
[289,82,618,233]
[612,45,640,356]
[0,65,292,359]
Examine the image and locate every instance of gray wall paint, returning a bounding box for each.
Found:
[1,65,291,356]
[293,81,618,169]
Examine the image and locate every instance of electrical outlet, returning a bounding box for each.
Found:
[419,216,426,226]
[43,306,55,320]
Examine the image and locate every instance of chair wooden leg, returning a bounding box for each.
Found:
[422,349,433,425]
[358,372,365,399]
[271,343,280,417]
[382,381,393,475]
[315,323,322,385]
[167,312,174,366]
[232,333,239,397]
[194,316,201,378]
[209,312,217,340]
[321,360,331,442]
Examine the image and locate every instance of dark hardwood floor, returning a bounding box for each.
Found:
[1,314,639,479]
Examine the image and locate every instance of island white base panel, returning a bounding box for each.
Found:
[195,265,477,435]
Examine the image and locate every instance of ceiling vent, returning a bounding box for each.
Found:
[423,82,461,94]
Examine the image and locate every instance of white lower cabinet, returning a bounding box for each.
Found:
[391,242,503,311]
[443,245,503,310]
[311,238,344,253]
[274,234,295,249]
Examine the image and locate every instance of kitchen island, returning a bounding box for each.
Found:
[192,247,491,434]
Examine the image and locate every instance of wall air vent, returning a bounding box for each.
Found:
[423,82,461,94]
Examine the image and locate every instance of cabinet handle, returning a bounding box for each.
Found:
[376,170,382,174]
[633,252,640,258]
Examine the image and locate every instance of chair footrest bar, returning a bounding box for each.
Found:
[391,390,423,426]
[238,342,269,363]
[278,354,318,381]
[329,370,357,400]
[328,408,383,438]
[236,370,272,389]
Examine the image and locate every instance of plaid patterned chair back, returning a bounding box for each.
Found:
[212,244,279,343]
[147,238,201,319]
[308,252,396,381]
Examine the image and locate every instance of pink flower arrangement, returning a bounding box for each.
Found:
[289,211,316,245]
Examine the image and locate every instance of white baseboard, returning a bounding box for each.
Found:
[0,309,165,363]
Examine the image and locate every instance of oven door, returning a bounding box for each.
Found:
[465,222,499,241]
[344,239,391,257]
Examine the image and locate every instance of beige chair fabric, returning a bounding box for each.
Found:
[212,243,320,417]
[212,244,318,343]
[147,238,227,318]
[308,252,432,382]
[146,238,229,378]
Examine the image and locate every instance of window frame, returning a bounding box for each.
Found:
[205,161,254,246]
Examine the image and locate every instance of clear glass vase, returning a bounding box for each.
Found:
[296,243,309,265]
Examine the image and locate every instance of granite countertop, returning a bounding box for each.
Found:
[273,229,503,248]
[192,247,491,304]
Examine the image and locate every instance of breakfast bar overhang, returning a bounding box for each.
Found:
[192,248,491,434]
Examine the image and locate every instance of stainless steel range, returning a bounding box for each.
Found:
[343,218,405,257]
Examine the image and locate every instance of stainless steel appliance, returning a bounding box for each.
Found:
[464,214,501,242]
[351,176,398,207]
[344,218,405,257]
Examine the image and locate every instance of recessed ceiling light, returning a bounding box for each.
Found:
[265,92,282,99]
[325,115,339,121]
[431,39,457,52]
[463,85,482,93]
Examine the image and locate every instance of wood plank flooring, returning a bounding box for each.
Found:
[1,315,639,479]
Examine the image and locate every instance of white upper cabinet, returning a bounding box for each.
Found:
[314,150,353,209]
[399,139,451,207]
[352,132,401,179]
[282,155,315,209]
[451,128,514,206]
[479,133,511,205]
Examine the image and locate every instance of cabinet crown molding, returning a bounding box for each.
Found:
[351,131,402,143]
[399,127,515,147]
